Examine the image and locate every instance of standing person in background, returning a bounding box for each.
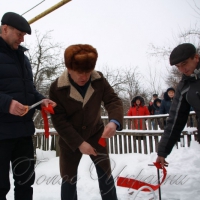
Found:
[148,93,158,115]
[153,98,162,129]
[0,12,56,200]
[148,93,158,129]
[153,98,162,115]
[49,44,123,200]
[159,87,175,128]
[156,43,200,167]
[159,87,175,114]
[127,96,150,130]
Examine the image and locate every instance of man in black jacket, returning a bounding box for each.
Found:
[0,12,56,200]
[148,93,158,115]
[156,43,200,167]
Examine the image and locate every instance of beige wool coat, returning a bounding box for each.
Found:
[49,69,123,181]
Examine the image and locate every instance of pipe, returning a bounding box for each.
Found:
[28,0,71,24]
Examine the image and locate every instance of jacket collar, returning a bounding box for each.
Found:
[0,36,28,53]
[57,69,101,88]
[182,62,200,82]
[57,69,101,107]
[190,62,200,80]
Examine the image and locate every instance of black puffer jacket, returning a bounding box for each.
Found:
[158,62,200,158]
[0,37,44,140]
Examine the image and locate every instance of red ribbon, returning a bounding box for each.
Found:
[117,162,167,192]
[98,138,106,147]
[41,104,54,138]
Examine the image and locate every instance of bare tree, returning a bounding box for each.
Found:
[188,0,200,19]
[119,66,149,115]
[144,63,165,99]
[25,30,65,96]
[148,1,200,90]
[98,65,127,95]
[148,44,172,59]
[98,65,147,115]
[25,30,65,128]
[97,65,128,115]
[165,66,182,88]
[148,29,200,90]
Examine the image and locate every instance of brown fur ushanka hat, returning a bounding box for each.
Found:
[64,44,98,72]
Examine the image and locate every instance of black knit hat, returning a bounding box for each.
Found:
[1,12,31,34]
[169,43,196,65]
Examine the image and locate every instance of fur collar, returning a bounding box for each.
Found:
[57,69,101,107]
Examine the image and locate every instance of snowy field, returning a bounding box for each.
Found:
[7,140,200,200]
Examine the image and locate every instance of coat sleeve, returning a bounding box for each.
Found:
[0,93,12,113]
[157,87,191,158]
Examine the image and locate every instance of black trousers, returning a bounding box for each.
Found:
[0,136,35,200]
[61,164,118,200]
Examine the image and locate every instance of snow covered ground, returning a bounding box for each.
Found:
[7,140,200,200]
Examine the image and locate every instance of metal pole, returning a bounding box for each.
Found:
[148,164,162,200]
[28,0,72,24]
[157,168,162,200]
[22,0,46,16]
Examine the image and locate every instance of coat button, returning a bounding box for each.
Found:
[82,126,86,129]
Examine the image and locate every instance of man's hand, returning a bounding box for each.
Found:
[156,156,169,168]
[79,141,97,156]
[9,100,26,116]
[101,122,117,138]
[41,99,57,108]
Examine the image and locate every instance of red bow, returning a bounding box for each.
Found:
[41,104,54,138]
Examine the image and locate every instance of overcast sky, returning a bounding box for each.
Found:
[0,0,199,89]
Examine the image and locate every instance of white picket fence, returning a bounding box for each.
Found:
[33,112,198,156]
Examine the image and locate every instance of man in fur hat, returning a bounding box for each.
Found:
[49,44,123,200]
[156,43,200,167]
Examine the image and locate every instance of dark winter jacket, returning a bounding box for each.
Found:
[49,69,123,179]
[159,91,173,114]
[0,37,44,140]
[153,98,162,115]
[148,100,156,115]
[158,62,200,158]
